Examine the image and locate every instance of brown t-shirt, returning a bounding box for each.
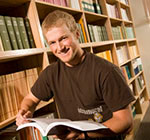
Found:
[31,51,135,122]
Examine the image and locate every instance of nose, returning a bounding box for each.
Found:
[56,41,64,51]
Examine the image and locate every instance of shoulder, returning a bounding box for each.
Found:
[38,60,60,80]
[86,51,117,72]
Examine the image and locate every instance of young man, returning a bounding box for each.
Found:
[16,10,135,140]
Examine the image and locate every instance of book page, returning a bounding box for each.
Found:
[17,118,107,136]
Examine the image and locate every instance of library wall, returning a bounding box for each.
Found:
[130,0,150,95]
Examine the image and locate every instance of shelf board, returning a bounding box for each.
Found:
[0,0,30,7]
[35,0,83,22]
[0,116,16,129]
[0,48,44,63]
[84,11,108,24]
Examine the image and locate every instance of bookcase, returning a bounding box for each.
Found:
[0,0,149,140]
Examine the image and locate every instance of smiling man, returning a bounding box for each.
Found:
[16,10,135,140]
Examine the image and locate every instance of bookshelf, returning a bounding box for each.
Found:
[0,0,149,139]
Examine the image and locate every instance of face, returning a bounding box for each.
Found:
[45,24,82,66]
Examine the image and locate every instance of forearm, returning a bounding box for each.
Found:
[102,115,133,134]
[20,93,40,114]
[87,105,133,138]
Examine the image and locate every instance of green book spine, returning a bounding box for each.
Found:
[0,16,12,51]
[11,17,24,49]
[24,18,36,48]
[4,16,18,50]
[125,65,131,79]
[16,17,30,49]
[42,136,48,140]
[76,23,82,43]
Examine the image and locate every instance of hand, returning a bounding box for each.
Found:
[16,109,33,126]
[52,127,85,140]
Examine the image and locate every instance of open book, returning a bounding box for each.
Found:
[16,118,107,136]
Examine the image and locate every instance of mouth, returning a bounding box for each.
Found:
[58,48,70,55]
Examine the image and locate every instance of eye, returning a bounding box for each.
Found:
[60,36,68,42]
[49,41,56,46]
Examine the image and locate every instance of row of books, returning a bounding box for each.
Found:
[132,58,142,75]
[112,26,125,40]
[106,3,119,19]
[76,23,86,43]
[116,45,129,65]
[125,27,135,39]
[0,68,38,122]
[0,15,36,51]
[112,26,135,40]
[129,45,138,58]
[135,74,145,93]
[88,24,108,42]
[81,0,102,14]
[95,50,113,63]
[121,64,132,81]
[121,8,130,21]
[38,0,80,10]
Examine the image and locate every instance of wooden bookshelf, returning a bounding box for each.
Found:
[0,0,149,139]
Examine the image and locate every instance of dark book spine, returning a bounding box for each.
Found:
[16,17,30,49]
[11,17,24,49]
[4,16,19,50]
[0,16,12,51]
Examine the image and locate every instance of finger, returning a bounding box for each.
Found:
[23,111,32,118]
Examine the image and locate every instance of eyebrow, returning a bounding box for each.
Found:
[48,35,68,44]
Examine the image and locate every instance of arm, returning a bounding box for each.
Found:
[86,104,133,138]
[16,92,40,126]
[52,105,133,139]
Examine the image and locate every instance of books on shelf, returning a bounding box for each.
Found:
[96,50,113,63]
[76,23,85,43]
[135,75,145,93]
[125,27,135,39]
[0,68,38,123]
[17,118,107,136]
[0,35,4,51]
[11,17,24,49]
[121,8,130,21]
[106,3,119,18]
[4,16,19,50]
[112,26,124,40]
[93,0,102,14]
[129,45,138,58]
[0,15,36,51]
[0,15,12,51]
[24,18,36,49]
[78,18,88,43]
[116,45,129,64]
[132,58,142,75]
[88,24,108,42]
[121,64,132,81]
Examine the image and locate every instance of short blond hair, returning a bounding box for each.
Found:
[42,10,77,36]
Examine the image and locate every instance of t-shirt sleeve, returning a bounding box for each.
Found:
[31,67,53,101]
[102,66,135,112]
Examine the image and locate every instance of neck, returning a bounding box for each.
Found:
[65,49,85,67]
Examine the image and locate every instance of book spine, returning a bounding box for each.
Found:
[24,18,36,48]
[4,16,19,50]
[0,15,12,51]
[0,35,4,51]
[16,17,30,49]
[11,17,24,49]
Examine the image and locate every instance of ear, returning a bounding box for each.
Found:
[75,29,80,40]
